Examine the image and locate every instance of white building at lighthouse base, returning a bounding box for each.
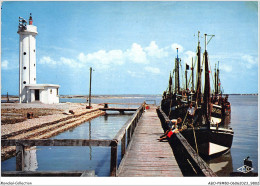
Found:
[24,84,60,104]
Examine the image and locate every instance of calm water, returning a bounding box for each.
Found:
[207,95,258,176]
[1,95,258,176]
[1,112,134,176]
[60,95,161,106]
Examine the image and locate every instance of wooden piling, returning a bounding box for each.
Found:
[121,133,126,159]
[110,140,118,177]
[127,126,131,145]
[16,145,25,171]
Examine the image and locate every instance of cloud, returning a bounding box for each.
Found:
[39,41,187,70]
[39,56,57,66]
[107,50,124,65]
[78,49,124,66]
[241,54,257,69]
[78,52,86,63]
[144,66,160,74]
[1,60,18,70]
[1,60,9,70]
[78,43,148,67]
[39,56,84,68]
[127,70,144,78]
[126,43,148,64]
[60,57,83,68]
[221,64,232,72]
[145,41,168,58]
[171,43,184,53]
[183,51,196,66]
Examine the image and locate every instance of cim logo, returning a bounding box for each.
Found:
[237,165,254,174]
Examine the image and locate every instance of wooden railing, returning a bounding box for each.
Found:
[1,139,112,173]
[1,102,146,177]
[110,102,145,176]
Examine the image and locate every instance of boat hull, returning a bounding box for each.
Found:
[180,127,233,159]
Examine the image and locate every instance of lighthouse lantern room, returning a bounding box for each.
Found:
[18,14,60,104]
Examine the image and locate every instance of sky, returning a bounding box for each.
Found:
[1,1,258,95]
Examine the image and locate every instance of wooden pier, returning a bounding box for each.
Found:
[2,102,216,177]
[99,103,138,113]
[99,107,137,112]
[117,106,183,177]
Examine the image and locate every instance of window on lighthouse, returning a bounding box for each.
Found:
[23,52,26,55]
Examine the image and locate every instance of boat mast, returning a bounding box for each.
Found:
[175,48,180,94]
[203,33,214,127]
[168,72,173,95]
[185,64,188,90]
[196,31,202,105]
[191,57,194,92]
[216,61,219,95]
[214,63,217,95]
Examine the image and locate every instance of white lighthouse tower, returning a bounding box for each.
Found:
[18,14,60,104]
[18,14,37,103]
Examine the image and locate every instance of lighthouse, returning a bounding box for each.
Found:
[18,14,60,104]
[18,14,37,102]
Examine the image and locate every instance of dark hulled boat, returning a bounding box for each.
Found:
[161,32,234,159]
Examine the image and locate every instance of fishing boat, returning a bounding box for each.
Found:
[211,61,231,125]
[161,31,234,159]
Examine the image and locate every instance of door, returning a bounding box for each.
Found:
[35,90,39,101]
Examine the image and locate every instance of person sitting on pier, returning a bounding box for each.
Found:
[158,117,182,142]
[187,103,195,123]
[169,117,182,130]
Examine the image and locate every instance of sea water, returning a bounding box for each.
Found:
[207,95,258,176]
[1,95,258,176]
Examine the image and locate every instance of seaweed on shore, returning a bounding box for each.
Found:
[1,108,62,125]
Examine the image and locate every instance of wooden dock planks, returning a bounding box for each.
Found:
[117,106,183,177]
